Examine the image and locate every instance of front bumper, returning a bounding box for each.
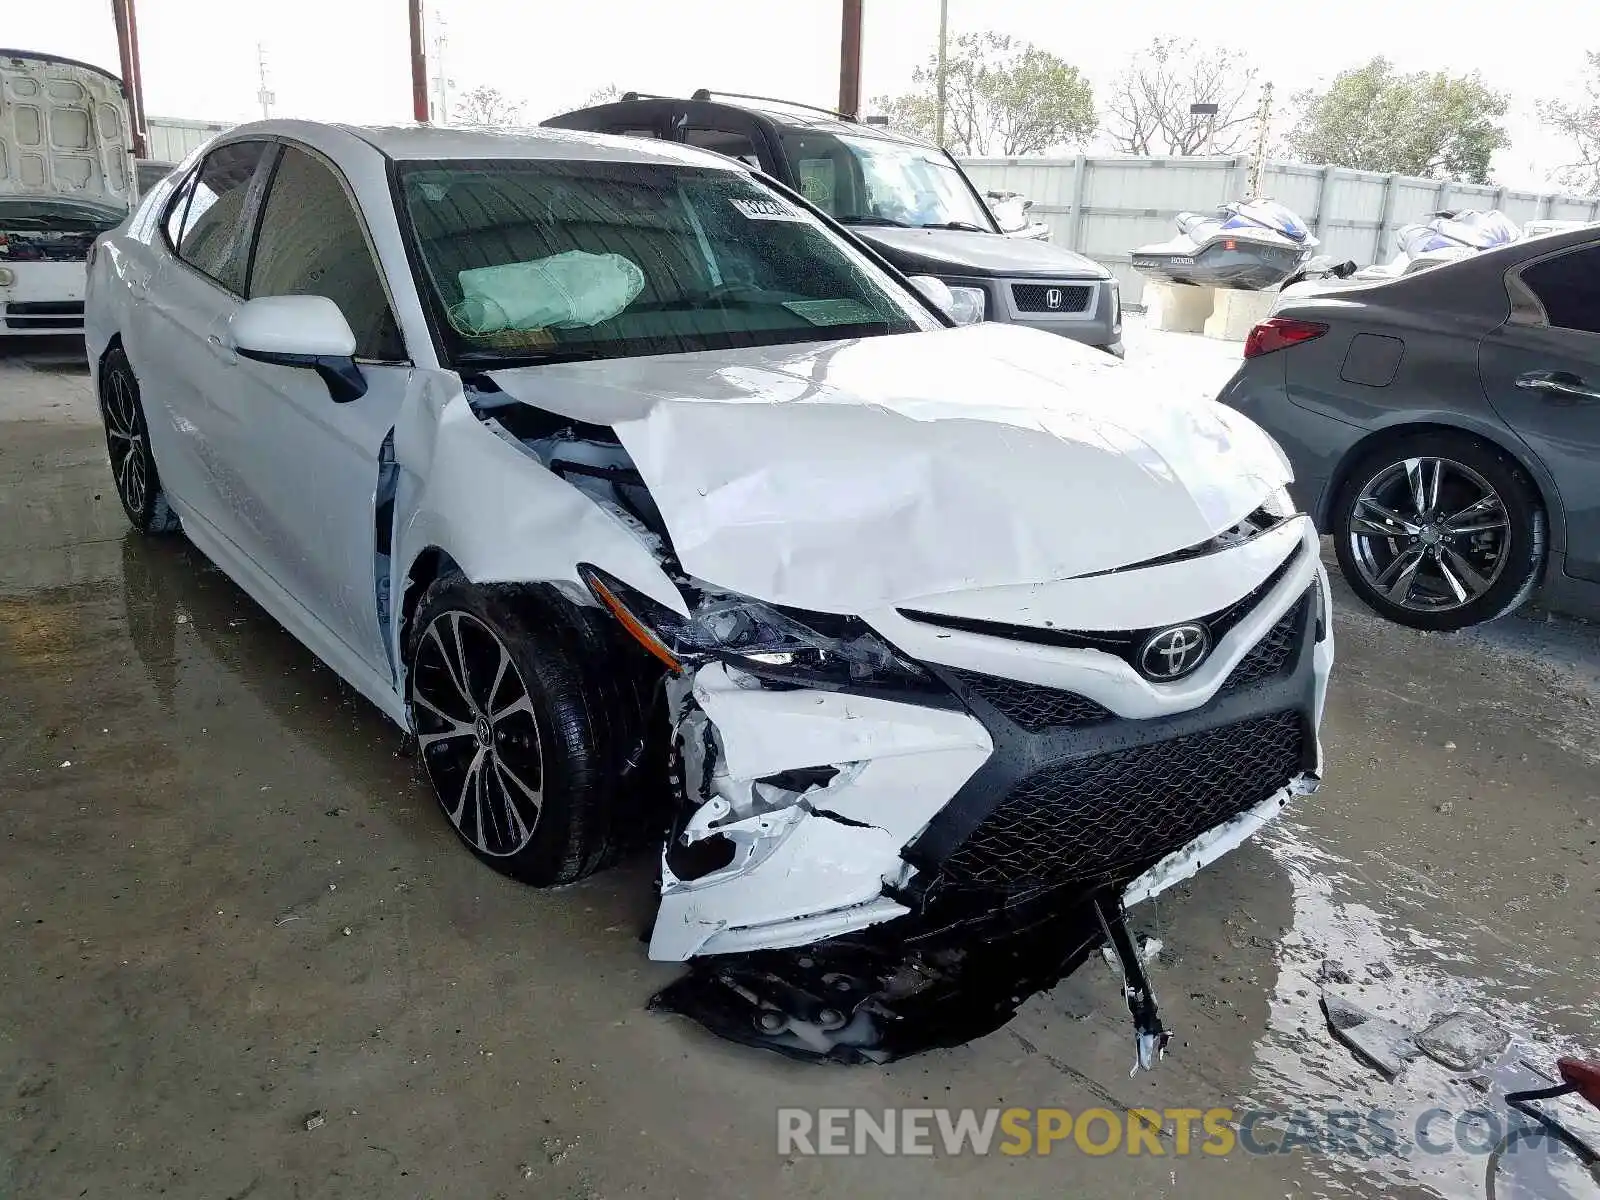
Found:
[0,262,88,335]
[650,519,1332,963]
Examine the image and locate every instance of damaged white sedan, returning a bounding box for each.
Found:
[86,120,1332,1065]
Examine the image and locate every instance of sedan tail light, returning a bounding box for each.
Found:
[1244,317,1329,359]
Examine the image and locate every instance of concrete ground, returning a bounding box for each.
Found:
[2,325,1598,1199]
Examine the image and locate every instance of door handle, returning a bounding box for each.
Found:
[1516,370,1600,402]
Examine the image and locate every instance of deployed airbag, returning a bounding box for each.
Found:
[452,250,644,334]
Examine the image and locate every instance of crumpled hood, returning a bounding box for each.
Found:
[851,226,1109,279]
[486,323,1289,614]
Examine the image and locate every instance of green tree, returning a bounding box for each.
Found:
[1285,59,1509,183]
[1103,37,1260,156]
[1540,51,1600,193]
[870,32,1095,156]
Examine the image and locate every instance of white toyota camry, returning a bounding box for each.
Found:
[86,120,1332,1064]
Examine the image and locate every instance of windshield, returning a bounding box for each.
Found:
[778,130,995,232]
[397,159,936,365]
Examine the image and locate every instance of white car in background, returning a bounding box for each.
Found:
[85,119,1332,1065]
[0,49,133,336]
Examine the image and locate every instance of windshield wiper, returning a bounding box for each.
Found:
[919,220,990,232]
[835,215,912,227]
[457,349,604,367]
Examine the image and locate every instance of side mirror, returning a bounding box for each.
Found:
[230,295,368,403]
[907,274,986,326]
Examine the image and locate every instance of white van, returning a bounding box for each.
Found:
[0,49,134,336]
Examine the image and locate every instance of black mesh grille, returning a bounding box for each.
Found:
[950,668,1114,732]
[1011,283,1092,313]
[940,711,1304,888]
[1220,593,1307,694]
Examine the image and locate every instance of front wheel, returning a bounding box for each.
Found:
[1331,432,1546,631]
[405,576,645,886]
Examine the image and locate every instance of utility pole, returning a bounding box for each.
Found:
[934,0,948,147]
[256,44,275,119]
[408,0,429,124]
[430,14,450,125]
[1248,82,1274,195]
[838,0,863,119]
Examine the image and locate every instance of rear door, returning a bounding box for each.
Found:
[133,139,274,549]
[1479,240,1600,581]
[217,141,411,674]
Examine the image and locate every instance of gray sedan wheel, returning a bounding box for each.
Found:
[1332,432,1545,631]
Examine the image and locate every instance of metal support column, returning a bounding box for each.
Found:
[109,0,148,158]
[1374,173,1399,261]
[408,0,430,124]
[838,0,863,119]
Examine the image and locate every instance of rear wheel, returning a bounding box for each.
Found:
[99,347,180,535]
[1332,431,1545,631]
[406,576,646,886]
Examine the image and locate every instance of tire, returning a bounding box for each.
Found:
[99,347,180,535]
[405,574,647,886]
[1331,430,1546,631]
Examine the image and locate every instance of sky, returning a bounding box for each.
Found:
[10,0,1599,189]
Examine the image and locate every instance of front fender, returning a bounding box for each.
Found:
[389,370,687,687]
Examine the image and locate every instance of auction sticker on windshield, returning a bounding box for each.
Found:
[730,197,804,221]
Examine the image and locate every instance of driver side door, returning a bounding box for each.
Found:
[216,142,413,677]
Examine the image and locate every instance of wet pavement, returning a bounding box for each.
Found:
[1,332,1597,1199]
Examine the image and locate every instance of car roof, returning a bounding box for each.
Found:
[551,95,939,150]
[212,118,749,170]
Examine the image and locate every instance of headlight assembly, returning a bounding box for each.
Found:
[579,565,932,691]
[943,285,987,325]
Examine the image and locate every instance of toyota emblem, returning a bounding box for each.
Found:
[1044,287,1064,310]
[1137,623,1210,680]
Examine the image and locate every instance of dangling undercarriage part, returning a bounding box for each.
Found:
[650,881,1165,1065]
[1094,893,1172,1073]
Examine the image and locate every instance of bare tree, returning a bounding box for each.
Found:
[583,84,623,107]
[1103,37,1259,156]
[454,85,525,128]
[1540,50,1600,193]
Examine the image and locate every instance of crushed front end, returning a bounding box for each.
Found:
[639,514,1332,1065]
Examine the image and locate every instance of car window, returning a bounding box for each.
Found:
[248,146,405,361]
[397,157,935,365]
[777,129,992,230]
[684,127,762,170]
[176,141,270,293]
[1520,245,1600,336]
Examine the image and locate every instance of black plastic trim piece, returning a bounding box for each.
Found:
[236,346,369,402]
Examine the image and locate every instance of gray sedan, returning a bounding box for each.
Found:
[1218,225,1600,630]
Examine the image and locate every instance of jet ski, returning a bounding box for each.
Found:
[1131,198,1318,290]
[986,190,1052,241]
[1353,209,1521,280]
